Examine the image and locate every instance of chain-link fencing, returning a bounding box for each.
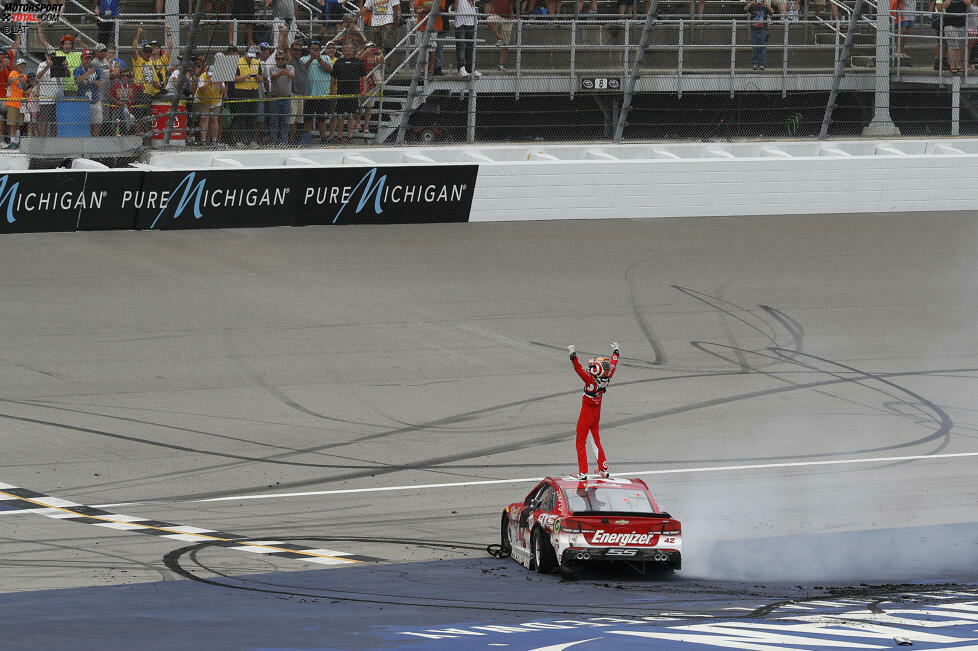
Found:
[0,0,974,167]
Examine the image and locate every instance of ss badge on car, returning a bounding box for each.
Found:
[605,548,638,556]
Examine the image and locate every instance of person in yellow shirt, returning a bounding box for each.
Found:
[130,26,174,127]
[196,63,227,147]
[231,47,261,146]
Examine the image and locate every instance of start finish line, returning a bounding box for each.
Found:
[394,596,978,650]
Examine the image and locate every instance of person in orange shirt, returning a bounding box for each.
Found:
[413,0,447,75]
[5,58,27,150]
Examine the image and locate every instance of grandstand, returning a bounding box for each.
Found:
[0,0,973,163]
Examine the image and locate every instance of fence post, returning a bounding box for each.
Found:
[613,0,660,142]
[163,0,205,146]
[862,1,900,135]
[729,19,735,98]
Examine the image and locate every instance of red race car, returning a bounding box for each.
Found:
[500,475,682,573]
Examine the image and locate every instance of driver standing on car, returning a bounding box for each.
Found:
[567,342,619,480]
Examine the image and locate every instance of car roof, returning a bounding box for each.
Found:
[549,476,649,491]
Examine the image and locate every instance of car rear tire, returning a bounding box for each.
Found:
[500,514,510,549]
[532,528,557,574]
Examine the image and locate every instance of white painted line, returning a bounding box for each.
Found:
[163,525,216,535]
[94,522,151,531]
[302,556,357,565]
[94,449,978,508]
[162,533,214,542]
[38,497,82,508]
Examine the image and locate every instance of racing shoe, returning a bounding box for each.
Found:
[571,472,588,480]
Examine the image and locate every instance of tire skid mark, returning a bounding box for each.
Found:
[626,261,668,365]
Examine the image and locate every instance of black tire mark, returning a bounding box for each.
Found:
[626,261,668,365]
[164,537,679,615]
[0,535,171,583]
[672,286,780,345]
[146,365,972,503]
[223,329,385,429]
[759,305,804,354]
[691,342,944,433]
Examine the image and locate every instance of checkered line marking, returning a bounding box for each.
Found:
[0,482,379,566]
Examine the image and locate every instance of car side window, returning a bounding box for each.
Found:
[524,484,547,506]
[537,484,555,511]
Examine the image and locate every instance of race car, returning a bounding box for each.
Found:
[500,475,681,573]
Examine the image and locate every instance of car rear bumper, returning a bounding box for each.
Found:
[561,548,681,569]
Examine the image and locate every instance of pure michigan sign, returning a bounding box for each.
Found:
[0,165,479,233]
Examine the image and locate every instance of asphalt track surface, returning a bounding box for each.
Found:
[1,213,977,650]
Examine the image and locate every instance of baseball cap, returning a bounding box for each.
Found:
[95,43,107,51]
[246,47,257,57]
[60,34,74,43]
[15,58,26,64]
[259,41,272,49]
[81,49,93,58]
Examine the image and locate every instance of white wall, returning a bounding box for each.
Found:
[468,154,977,221]
[143,139,978,222]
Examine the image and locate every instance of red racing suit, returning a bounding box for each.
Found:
[570,349,619,474]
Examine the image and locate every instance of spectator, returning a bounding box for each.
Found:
[229,0,257,46]
[330,13,367,51]
[35,53,61,137]
[324,41,341,140]
[485,0,512,71]
[93,0,120,50]
[813,0,839,21]
[454,0,480,78]
[267,50,294,144]
[940,0,971,72]
[131,27,174,102]
[38,28,84,94]
[93,43,116,134]
[257,41,276,142]
[363,0,398,53]
[73,50,103,137]
[745,0,774,71]
[0,34,20,147]
[330,41,365,141]
[267,0,299,45]
[25,72,39,137]
[103,45,127,75]
[299,40,332,144]
[232,46,261,145]
[285,38,307,143]
[577,0,597,15]
[360,41,382,133]
[890,0,916,59]
[195,62,227,145]
[413,0,447,75]
[109,66,142,133]
[315,0,345,30]
[5,58,27,149]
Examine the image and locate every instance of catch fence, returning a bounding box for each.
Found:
[0,0,972,166]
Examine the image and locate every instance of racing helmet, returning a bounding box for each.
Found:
[588,356,612,378]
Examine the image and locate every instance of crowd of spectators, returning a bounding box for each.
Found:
[0,0,973,150]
